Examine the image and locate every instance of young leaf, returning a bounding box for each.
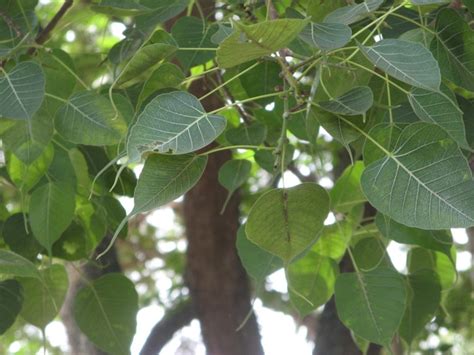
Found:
[360,39,441,91]
[288,251,338,316]
[408,87,469,149]
[55,91,127,146]
[0,61,45,120]
[407,247,456,289]
[399,270,441,345]
[19,264,68,329]
[29,182,76,255]
[74,273,138,355]
[217,19,309,68]
[0,280,23,335]
[324,0,383,25]
[299,22,352,51]
[91,0,152,16]
[132,154,207,215]
[335,267,407,346]
[313,221,352,262]
[361,122,474,229]
[246,183,329,263]
[236,225,283,282]
[218,159,252,213]
[319,86,373,116]
[431,9,474,92]
[127,91,226,162]
[0,250,41,279]
[330,161,366,213]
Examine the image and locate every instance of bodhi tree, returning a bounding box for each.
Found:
[1,0,474,354]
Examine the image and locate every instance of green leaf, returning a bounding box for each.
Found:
[313,221,352,262]
[411,0,449,4]
[211,24,234,45]
[407,247,456,289]
[117,43,177,87]
[236,225,283,281]
[218,159,252,193]
[375,214,453,259]
[0,250,40,279]
[171,17,217,70]
[408,87,468,149]
[399,270,441,345]
[74,273,138,355]
[6,143,54,192]
[319,86,373,116]
[55,91,127,145]
[127,91,226,162]
[431,9,474,92]
[0,280,23,335]
[217,19,309,68]
[91,0,152,16]
[246,183,329,263]
[361,122,474,229]
[19,264,68,329]
[239,61,281,105]
[29,182,76,255]
[254,144,295,173]
[226,122,267,145]
[132,154,207,215]
[324,0,383,25]
[288,251,338,316]
[3,214,42,261]
[352,236,392,271]
[137,63,184,107]
[317,110,366,147]
[299,22,351,51]
[335,267,407,346]
[361,39,441,91]
[0,61,45,120]
[330,161,366,213]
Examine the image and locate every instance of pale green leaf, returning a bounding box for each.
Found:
[407,247,456,289]
[319,86,373,116]
[361,39,441,91]
[0,61,45,120]
[288,251,338,316]
[127,91,226,162]
[132,154,207,215]
[246,183,329,262]
[313,221,352,262]
[0,250,40,279]
[361,122,474,229]
[92,0,152,16]
[330,161,366,213]
[29,182,76,254]
[74,273,138,355]
[324,0,383,25]
[217,19,309,68]
[299,22,351,51]
[335,267,407,346]
[226,122,267,146]
[19,264,68,329]
[0,280,23,335]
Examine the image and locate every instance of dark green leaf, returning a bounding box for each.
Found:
[319,86,373,116]
[0,280,23,335]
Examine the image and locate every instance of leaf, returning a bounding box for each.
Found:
[431,9,474,92]
[117,43,177,87]
[399,270,441,345]
[352,236,392,271]
[132,154,207,215]
[171,17,217,70]
[226,122,267,145]
[317,110,366,147]
[375,214,453,259]
[91,0,152,16]
[137,63,184,107]
[29,182,76,255]
[411,0,449,4]
[3,214,42,261]
[330,161,366,213]
[313,221,352,262]
[211,24,234,44]
[6,143,54,192]
[0,61,45,120]
[217,19,309,68]
[55,91,127,146]
[299,22,352,51]
[0,250,40,279]
[19,264,68,329]
[288,251,338,316]
[408,87,468,149]
[254,144,295,173]
[324,0,384,25]
[361,122,474,229]
[319,86,373,116]
[236,225,283,281]
[246,183,329,262]
[239,61,281,105]
[74,273,138,355]
[218,159,252,193]
[0,280,23,335]
[127,91,226,162]
[335,267,407,346]
[407,247,456,289]
[360,39,441,91]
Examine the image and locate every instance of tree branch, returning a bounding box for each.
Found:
[140,301,196,355]
[28,0,74,54]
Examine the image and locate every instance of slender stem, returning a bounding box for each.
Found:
[45,92,69,103]
[183,66,220,83]
[178,47,217,51]
[374,11,436,35]
[208,90,288,114]
[385,73,393,125]
[199,145,274,156]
